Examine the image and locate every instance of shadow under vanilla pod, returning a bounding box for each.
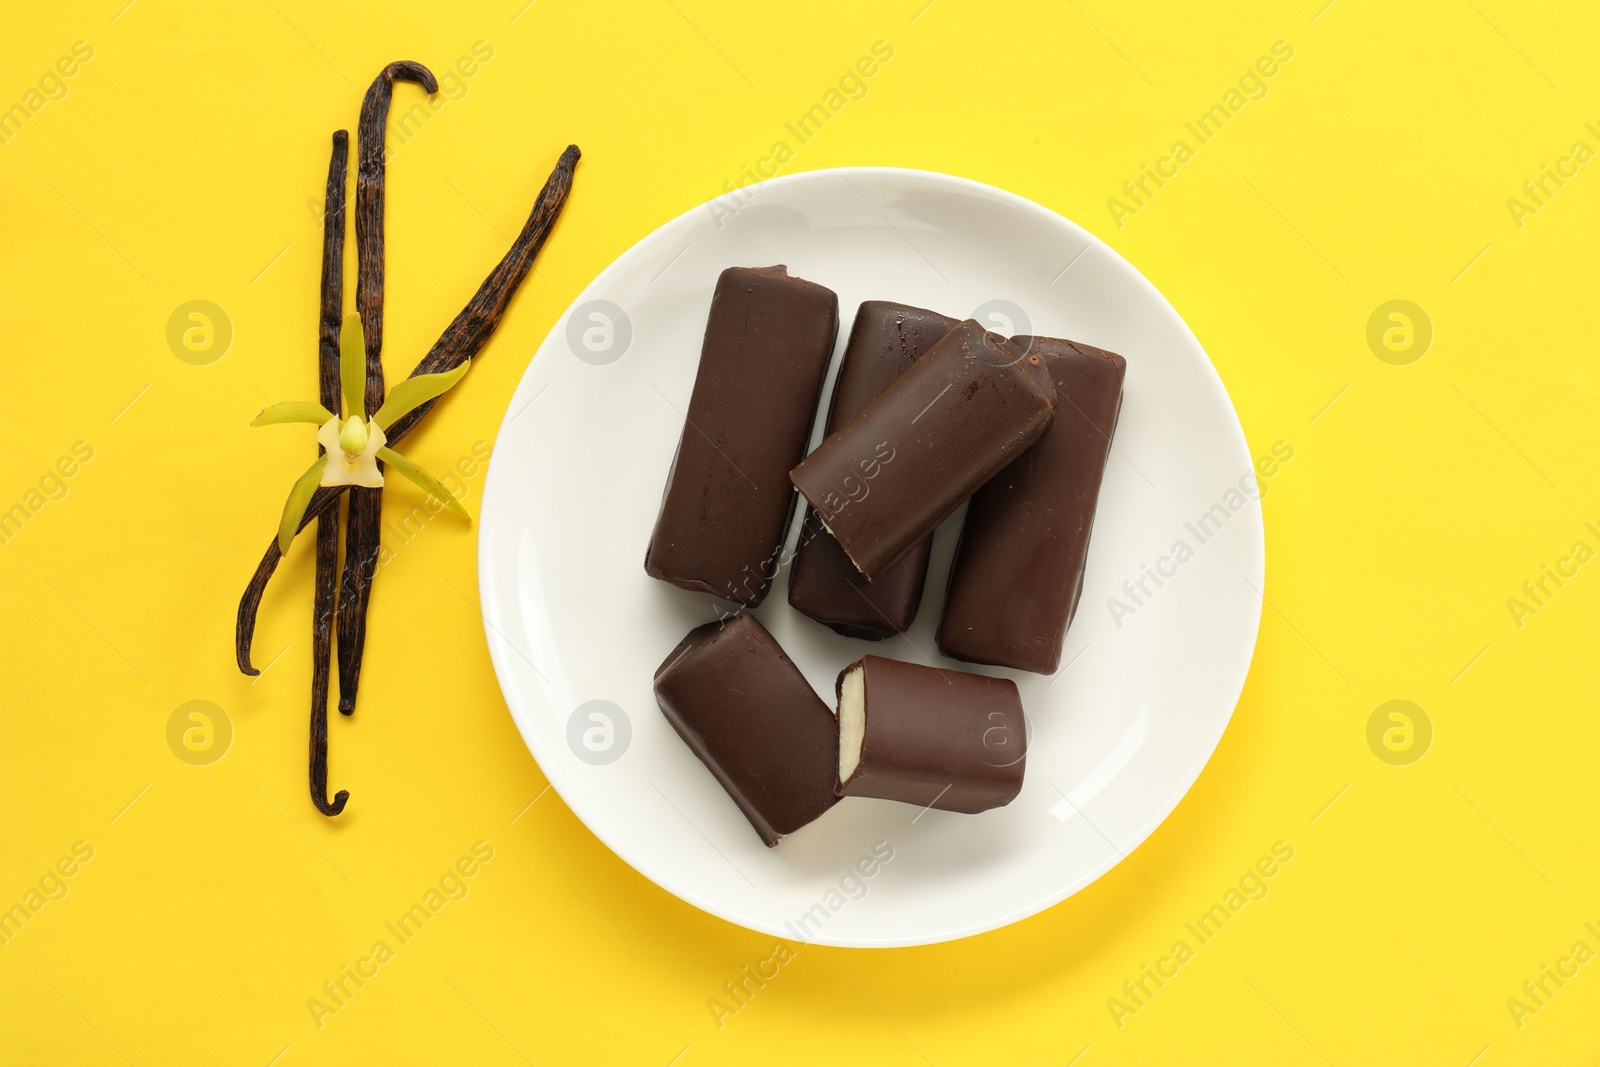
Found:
[236,59,580,816]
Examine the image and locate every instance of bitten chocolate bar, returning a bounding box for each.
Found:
[835,655,1025,813]
[653,614,841,846]
[787,301,958,638]
[938,337,1126,673]
[789,320,1055,581]
[645,265,839,607]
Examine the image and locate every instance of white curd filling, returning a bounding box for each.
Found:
[838,663,866,783]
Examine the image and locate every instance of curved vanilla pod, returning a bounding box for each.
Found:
[311,130,351,816]
[335,61,439,715]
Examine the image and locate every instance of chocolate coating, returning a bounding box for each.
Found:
[645,266,839,606]
[788,301,958,638]
[653,614,841,846]
[835,655,1025,814]
[789,320,1055,581]
[938,337,1126,673]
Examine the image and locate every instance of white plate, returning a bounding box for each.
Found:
[478,167,1263,947]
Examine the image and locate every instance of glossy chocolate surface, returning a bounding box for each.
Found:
[645,265,838,607]
[835,655,1025,814]
[788,301,958,638]
[653,614,841,846]
[938,337,1125,673]
[789,320,1055,581]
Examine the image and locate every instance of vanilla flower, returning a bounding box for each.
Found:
[253,313,470,552]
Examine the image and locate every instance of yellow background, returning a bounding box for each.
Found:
[2,0,1595,1062]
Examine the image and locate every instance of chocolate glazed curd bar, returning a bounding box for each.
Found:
[789,320,1056,581]
[835,655,1026,813]
[938,337,1126,673]
[653,614,841,846]
[645,265,839,607]
[787,301,958,639]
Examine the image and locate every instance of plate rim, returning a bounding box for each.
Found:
[477,163,1265,948]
